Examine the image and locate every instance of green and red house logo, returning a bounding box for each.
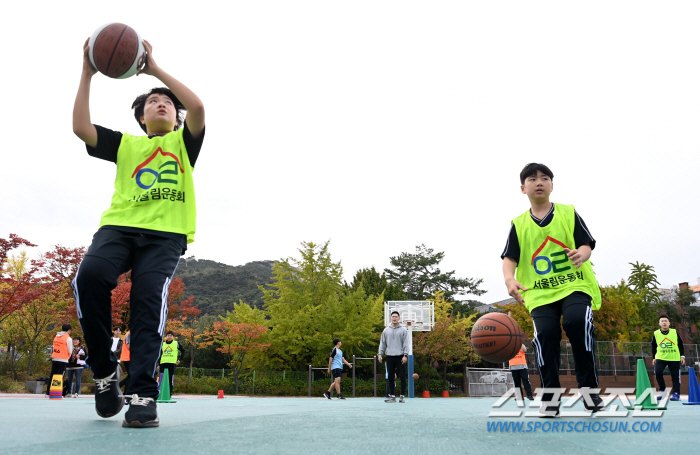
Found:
[531,236,571,276]
[132,147,184,190]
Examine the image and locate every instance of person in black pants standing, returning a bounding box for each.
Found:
[652,315,685,401]
[378,311,408,403]
[509,344,534,400]
[158,331,183,394]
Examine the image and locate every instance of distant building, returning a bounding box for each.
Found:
[478,297,516,313]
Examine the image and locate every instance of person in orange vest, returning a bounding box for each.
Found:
[509,343,533,401]
[119,330,131,394]
[45,323,73,396]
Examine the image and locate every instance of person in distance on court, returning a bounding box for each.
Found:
[324,338,353,400]
[651,315,685,401]
[119,329,131,396]
[72,37,205,427]
[66,336,87,398]
[501,163,603,417]
[508,344,534,401]
[378,311,408,403]
[157,331,183,394]
[111,326,123,361]
[45,323,73,397]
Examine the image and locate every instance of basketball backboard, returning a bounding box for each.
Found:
[385,301,434,331]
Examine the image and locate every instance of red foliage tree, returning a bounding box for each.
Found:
[204,321,270,393]
[0,234,35,263]
[1,235,42,324]
[42,245,86,283]
[110,273,132,328]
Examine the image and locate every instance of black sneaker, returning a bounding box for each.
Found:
[323,391,331,400]
[94,366,124,418]
[527,395,534,401]
[538,405,560,418]
[384,396,396,403]
[122,395,159,428]
[337,395,346,400]
[583,393,605,412]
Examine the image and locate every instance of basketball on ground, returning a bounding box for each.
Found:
[470,313,524,363]
[88,23,146,79]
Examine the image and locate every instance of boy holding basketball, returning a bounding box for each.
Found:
[72,38,205,428]
[501,163,603,417]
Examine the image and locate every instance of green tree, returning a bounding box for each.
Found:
[627,262,661,332]
[628,261,661,297]
[260,241,382,370]
[414,291,479,391]
[384,244,485,301]
[346,267,406,301]
[599,281,649,342]
[655,286,698,335]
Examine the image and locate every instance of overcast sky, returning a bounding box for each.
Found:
[3,1,700,304]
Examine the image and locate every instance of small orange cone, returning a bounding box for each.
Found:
[217,390,224,399]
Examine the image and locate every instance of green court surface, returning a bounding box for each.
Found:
[1,393,697,455]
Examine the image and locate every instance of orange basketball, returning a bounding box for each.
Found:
[470,313,524,363]
[88,23,146,79]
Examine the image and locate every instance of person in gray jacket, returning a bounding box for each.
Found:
[378,310,408,403]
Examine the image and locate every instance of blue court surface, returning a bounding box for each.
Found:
[1,393,696,455]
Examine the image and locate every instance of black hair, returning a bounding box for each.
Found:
[391,310,400,317]
[332,338,341,346]
[519,163,554,185]
[74,336,82,343]
[131,87,185,133]
[113,326,121,332]
[166,330,174,336]
[659,315,670,321]
[61,323,72,332]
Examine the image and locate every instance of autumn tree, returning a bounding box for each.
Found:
[384,244,485,301]
[110,273,132,328]
[41,245,86,283]
[0,234,35,263]
[204,320,269,393]
[165,278,200,334]
[414,291,478,390]
[12,281,72,375]
[1,241,41,324]
[493,301,534,339]
[0,318,26,379]
[178,322,208,384]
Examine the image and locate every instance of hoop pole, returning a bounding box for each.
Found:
[352,355,356,398]
[308,365,312,397]
[408,325,414,398]
[374,356,377,397]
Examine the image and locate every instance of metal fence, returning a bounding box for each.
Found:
[184,368,308,382]
[466,367,513,397]
[514,341,700,375]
